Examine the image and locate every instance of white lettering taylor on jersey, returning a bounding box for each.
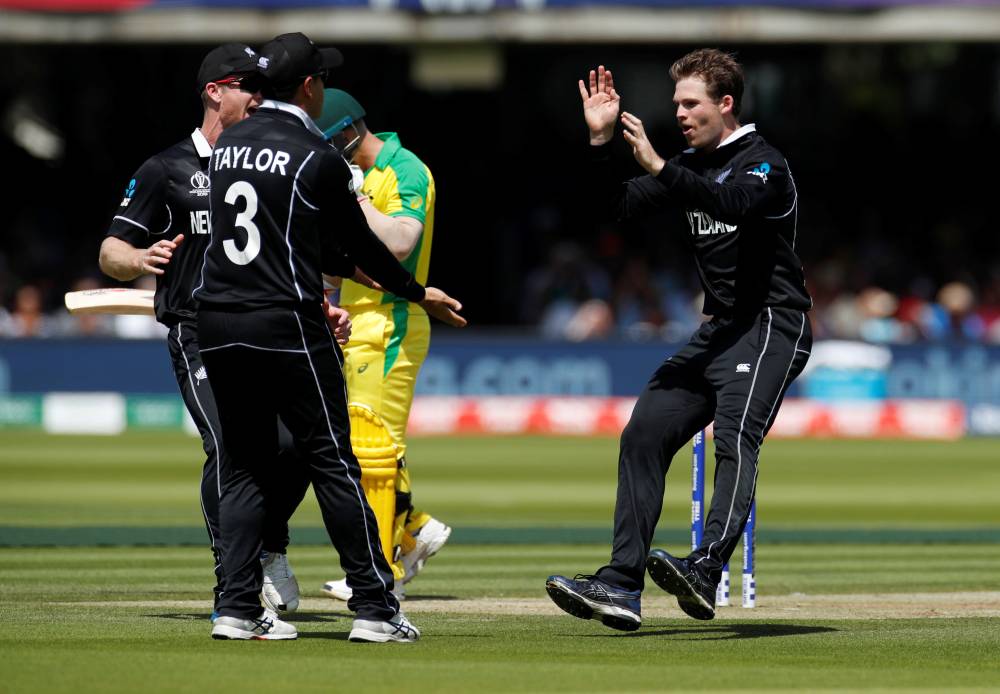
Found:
[212,145,291,176]
[194,101,425,311]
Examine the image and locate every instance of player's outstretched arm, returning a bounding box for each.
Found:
[99,234,184,281]
[580,65,621,146]
[420,287,466,328]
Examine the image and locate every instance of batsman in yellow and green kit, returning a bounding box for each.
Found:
[316,90,451,599]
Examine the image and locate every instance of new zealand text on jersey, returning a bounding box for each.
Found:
[213,145,291,176]
[687,210,737,236]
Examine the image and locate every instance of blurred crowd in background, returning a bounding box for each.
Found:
[4,242,998,344]
[2,41,999,344]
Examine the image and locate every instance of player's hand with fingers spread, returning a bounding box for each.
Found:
[579,65,621,146]
[137,233,184,276]
[323,300,353,345]
[420,287,467,328]
[620,112,666,176]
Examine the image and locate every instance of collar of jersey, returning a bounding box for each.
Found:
[259,100,326,139]
[191,128,213,159]
[716,123,756,150]
[372,132,401,171]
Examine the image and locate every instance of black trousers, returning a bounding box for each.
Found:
[197,306,399,620]
[167,321,311,608]
[598,306,812,592]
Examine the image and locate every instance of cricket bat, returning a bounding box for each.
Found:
[64,288,155,316]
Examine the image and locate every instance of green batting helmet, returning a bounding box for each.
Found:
[316,89,366,140]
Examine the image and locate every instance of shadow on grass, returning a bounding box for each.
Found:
[586,623,837,640]
[403,595,460,602]
[298,631,351,641]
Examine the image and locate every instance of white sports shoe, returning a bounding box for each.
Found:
[348,612,420,643]
[211,608,297,640]
[321,578,405,601]
[261,551,300,612]
[402,517,452,584]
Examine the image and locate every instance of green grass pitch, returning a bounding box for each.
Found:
[1,432,999,692]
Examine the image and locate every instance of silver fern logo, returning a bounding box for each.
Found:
[194,366,208,385]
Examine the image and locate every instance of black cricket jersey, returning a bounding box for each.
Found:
[599,124,811,317]
[194,100,425,310]
[106,129,216,326]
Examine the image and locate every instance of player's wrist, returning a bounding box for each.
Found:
[589,129,614,146]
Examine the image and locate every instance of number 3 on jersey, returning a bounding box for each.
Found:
[223,181,261,266]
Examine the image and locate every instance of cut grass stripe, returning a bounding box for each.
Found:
[2,525,998,547]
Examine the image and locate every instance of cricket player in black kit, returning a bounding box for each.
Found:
[99,44,340,620]
[546,50,812,629]
[195,32,465,642]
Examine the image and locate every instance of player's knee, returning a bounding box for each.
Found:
[621,413,663,453]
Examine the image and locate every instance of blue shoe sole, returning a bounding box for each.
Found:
[646,551,715,621]
[545,580,641,632]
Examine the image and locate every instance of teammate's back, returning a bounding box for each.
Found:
[196,103,339,309]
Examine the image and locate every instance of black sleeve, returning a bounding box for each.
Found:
[655,154,788,224]
[320,242,356,279]
[106,157,169,247]
[317,150,426,302]
[591,143,682,222]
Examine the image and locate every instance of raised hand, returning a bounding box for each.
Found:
[578,65,620,146]
[621,111,666,176]
[420,287,467,328]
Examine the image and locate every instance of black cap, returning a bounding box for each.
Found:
[256,32,343,91]
[196,43,260,92]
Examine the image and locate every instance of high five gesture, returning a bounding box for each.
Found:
[578,65,620,146]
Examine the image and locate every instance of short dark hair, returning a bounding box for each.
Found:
[669,49,745,116]
[271,83,300,102]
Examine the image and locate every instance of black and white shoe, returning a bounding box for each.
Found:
[545,574,641,631]
[349,612,420,643]
[211,608,297,640]
[646,549,716,621]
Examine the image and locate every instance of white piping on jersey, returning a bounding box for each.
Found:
[113,215,149,232]
[191,128,213,158]
[696,306,772,568]
[160,203,173,235]
[765,159,798,221]
[197,167,216,300]
[295,188,319,211]
[199,342,307,354]
[283,151,315,303]
[717,123,757,149]
[259,100,326,139]
[291,311,394,612]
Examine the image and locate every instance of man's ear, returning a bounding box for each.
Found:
[302,75,317,101]
[719,94,735,116]
[203,83,224,107]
